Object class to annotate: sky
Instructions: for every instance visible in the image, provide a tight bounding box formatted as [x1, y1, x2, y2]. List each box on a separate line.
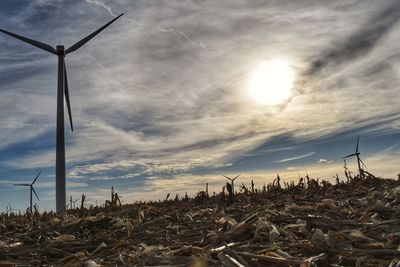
[0, 0, 400, 212]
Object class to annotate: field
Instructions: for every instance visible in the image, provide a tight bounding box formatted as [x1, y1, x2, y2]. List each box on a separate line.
[1, 175, 400, 266]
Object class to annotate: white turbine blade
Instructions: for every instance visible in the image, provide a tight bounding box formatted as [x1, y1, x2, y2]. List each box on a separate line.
[65, 13, 124, 54]
[0, 28, 56, 54]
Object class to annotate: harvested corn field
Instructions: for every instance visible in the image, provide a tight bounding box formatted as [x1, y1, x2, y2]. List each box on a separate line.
[2, 176, 400, 266]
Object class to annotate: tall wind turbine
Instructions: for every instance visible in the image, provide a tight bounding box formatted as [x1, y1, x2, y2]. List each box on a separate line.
[0, 14, 123, 212]
[343, 136, 367, 178]
[13, 171, 41, 213]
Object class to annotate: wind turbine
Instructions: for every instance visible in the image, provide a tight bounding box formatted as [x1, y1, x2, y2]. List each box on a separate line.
[343, 136, 367, 178]
[223, 174, 241, 194]
[6, 202, 16, 215]
[68, 195, 79, 210]
[0, 14, 123, 212]
[13, 171, 41, 213]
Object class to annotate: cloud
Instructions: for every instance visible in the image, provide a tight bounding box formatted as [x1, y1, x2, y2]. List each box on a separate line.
[380, 142, 400, 154]
[276, 152, 315, 163]
[0, 0, 400, 211]
[307, 1, 400, 75]
[318, 159, 334, 164]
[85, 0, 118, 17]
[0, 180, 87, 189]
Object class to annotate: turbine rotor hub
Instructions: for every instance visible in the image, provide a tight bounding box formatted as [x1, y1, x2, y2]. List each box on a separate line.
[56, 45, 65, 55]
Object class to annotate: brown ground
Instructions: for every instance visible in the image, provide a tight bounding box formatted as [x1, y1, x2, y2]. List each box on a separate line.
[1, 175, 400, 266]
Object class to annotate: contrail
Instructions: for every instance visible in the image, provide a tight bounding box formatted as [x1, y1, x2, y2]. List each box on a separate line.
[85, 0, 207, 49]
[276, 152, 315, 163]
[86, 0, 117, 17]
[158, 27, 207, 49]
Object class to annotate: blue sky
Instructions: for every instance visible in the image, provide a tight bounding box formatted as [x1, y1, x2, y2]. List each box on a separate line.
[0, 0, 400, 212]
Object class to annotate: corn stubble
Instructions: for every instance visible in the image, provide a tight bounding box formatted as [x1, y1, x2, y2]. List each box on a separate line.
[1, 173, 400, 266]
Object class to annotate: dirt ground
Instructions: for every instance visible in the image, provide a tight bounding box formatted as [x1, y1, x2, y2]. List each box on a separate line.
[1, 175, 400, 266]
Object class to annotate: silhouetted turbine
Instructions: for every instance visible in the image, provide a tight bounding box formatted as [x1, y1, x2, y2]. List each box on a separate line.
[68, 195, 79, 209]
[343, 136, 367, 178]
[13, 171, 41, 213]
[0, 14, 123, 212]
[223, 174, 241, 194]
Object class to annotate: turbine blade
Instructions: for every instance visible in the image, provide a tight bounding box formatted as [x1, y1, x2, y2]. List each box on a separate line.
[222, 175, 233, 181]
[13, 183, 30, 186]
[233, 174, 241, 181]
[31, 171, 41, 185]
[356, 136, 360, 153]
[65, 13, 124, 54]
[0, 28, 56, 54]
[343, 153, 356, 159]
[32, 187, 40, 201]
[359, 158, 367, 169]
[64, 61, 73, 131]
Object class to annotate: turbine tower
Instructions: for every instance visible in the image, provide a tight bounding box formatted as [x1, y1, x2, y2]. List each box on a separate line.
[343, 136, 367, 178]
[0, 14, 123, 212]
[13, 171, 41, 213]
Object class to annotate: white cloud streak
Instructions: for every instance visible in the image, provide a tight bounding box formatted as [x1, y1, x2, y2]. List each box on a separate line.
[276, 152, 315, 163]
[318, 158, 334, 164]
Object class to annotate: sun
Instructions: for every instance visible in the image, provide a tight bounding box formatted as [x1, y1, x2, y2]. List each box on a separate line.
[247, 59, 295, 106]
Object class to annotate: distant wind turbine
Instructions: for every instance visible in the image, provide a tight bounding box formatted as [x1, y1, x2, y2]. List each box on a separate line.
[68, 195, 79, 209]
[13, 171, 41, 213]
[343, 136, 367, 178]
[6, 202, 16, 215]
[223, 174, 241, 194]
[0, 14, 123, 212]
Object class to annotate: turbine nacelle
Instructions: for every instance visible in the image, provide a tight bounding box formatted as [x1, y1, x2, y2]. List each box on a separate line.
[56, 45, 65, 55]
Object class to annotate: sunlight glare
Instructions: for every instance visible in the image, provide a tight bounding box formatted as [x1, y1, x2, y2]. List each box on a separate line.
[247, 60, 295, 106]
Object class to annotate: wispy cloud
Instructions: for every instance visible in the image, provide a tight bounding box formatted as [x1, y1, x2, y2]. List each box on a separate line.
[276, 152, 315, 163]
[0, 180, 87, 189]
[379, 142, 400, 154]
[318, 158, 334, 164]
[1, 0, 400, 211]
[1, 2, 399, 172]
[307, 1, 400, 75]
[85, 0, 118, 17]
[3, 1, 400, 176]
